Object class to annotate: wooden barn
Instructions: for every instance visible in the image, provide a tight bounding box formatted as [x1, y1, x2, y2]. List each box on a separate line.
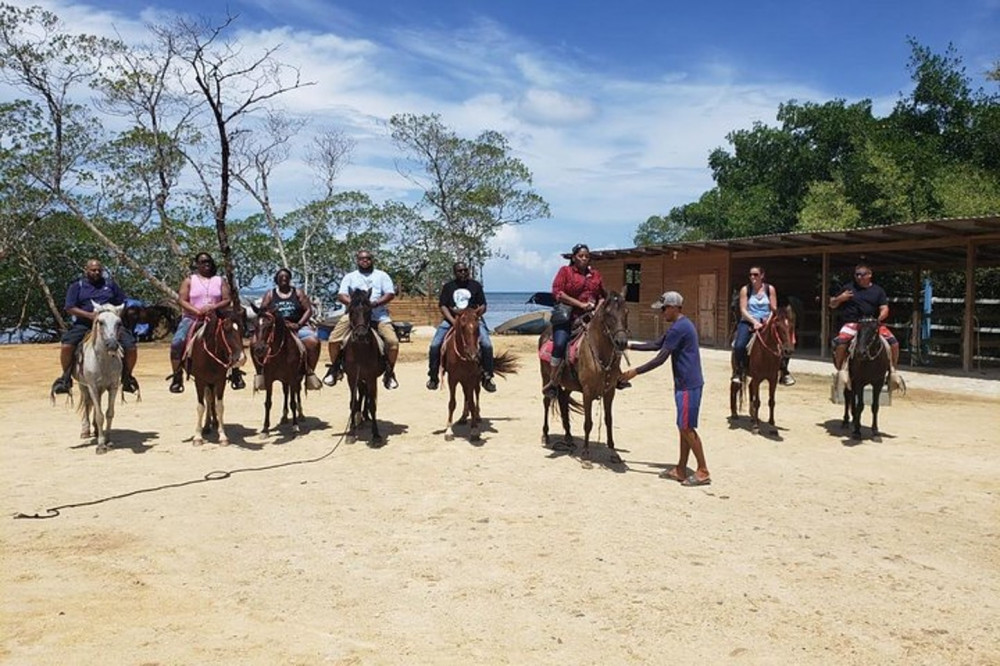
[587, 215, 1000, 371]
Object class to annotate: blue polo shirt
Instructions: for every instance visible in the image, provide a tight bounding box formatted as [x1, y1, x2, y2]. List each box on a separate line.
[631, 315, 704, 391]
[65, 277, 127, 320]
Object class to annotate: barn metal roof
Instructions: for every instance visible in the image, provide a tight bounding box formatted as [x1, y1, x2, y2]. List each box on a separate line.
[589, 215, 1000, 270]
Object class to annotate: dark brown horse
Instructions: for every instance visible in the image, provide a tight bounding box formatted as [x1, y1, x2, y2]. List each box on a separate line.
[539, 291, 630, 462]
[440, 308, 518, 441]
[729, 305, 796, 433]
[842, 317, 891, 439]
[187, 309, 245, 446]
[343, 289, 385, 445]
[250, 307, 305, 436]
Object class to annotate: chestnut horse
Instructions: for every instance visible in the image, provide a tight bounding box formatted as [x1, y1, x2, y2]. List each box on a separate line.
[539, 292, 630, 462]
[440, 308, 518, 441]
[74, 303, 125, 454]
[250, 308, 305, 436]
[842, 317, 891, 439]
[729, 305, 796, 433]
[343, 289, 385, 445]
[187, 309, 245, 446]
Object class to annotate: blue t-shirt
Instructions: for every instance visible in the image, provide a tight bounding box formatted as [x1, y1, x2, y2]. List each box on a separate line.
[631, 316, 704, 390]
[65, 277, 127, 320]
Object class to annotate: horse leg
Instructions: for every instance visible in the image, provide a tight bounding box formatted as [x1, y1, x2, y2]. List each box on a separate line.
[80, 390, 93, 440]
[216, 385, 229, 446]
[263, 384, 273, 435]
[468, 382, 481, 441]
[749, 379, 761, 433]
[194, 386, 206, 446]
[99, 388, 117, 453]
[841, 388, 852, 430]
[851, 387, 864, 439]
[871, 382, 882, 437]
[729, 381, 739, 420]
[581, 395, 594, 460]
[542, 394, 551, 445]
[604, 390, 621, 464]
[290, 382, 301, 434]
[559, 391, 573, 448]
[91, 391, 108, 454]
[281, 381, 291, 425]
[369, 384, 382, 445]
[446, 375, 458, 429]
[767, 377, 777, 428]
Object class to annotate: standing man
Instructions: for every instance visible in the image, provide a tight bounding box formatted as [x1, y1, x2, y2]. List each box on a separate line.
[829, 263, 903, 392]
[51, 259, 140, 395]
[618, 291, 710, 487]
[426, 261, 496, 392]
[323, 249, 400, 390]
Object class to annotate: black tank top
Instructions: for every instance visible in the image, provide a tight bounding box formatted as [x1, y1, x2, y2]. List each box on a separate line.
[271, 288, 304, 322]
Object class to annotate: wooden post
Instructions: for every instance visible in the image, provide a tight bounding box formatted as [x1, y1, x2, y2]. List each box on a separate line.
[962, 241, 975, 371]
[911, 268, 922, 365]
[820, 252, 830, 360]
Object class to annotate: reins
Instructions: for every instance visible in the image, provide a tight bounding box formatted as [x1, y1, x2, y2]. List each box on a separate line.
[200, 314, 237, 368]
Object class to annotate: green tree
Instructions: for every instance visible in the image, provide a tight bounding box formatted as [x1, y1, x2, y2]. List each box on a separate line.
[389, 113, 550, 286]
[632, 213, 691, 246]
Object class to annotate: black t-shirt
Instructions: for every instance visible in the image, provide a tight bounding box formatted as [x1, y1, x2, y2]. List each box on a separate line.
[837, 281, 887, 322]
[438, 279, 486, 312]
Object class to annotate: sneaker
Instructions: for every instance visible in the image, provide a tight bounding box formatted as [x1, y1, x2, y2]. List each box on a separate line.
[426, 377, 439, 390]
[780, 374, 796, 386]
[305, 373, 323, 390]
[168, 373, 184, 394]
[482, 375, 497, 393]
[51, 376, 72, 395]
[230, 368, 246, 390]
[731, 375, 742, 385]
[616, 379, 632, 390]
[253, 374, 266, 391]
[383, 372, 398, 390]
[121, 374, 140, 394]
[322, 364, 339, 387]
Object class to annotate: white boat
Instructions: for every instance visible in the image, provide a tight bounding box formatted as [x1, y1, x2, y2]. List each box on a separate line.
[494, 310, 551, 335]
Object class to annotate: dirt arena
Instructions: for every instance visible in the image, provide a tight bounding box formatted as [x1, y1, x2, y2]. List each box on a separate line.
[2, 332, 998, 664]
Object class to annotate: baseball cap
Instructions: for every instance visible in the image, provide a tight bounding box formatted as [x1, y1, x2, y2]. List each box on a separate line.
[651, 291, 683, 309]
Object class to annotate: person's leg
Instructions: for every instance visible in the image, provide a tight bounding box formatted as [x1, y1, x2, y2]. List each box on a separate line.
[378, 321, 400, 389]
[120, 329, 139, 393]
[52, 324, 87, 394]
[886, 335, 903, 391]
[427, 322, 449, 389]
[675, 387, 709, 484]
[323, 317, 350, 386]
[681, 429, 711, 483]
[542, 324, 570, 398]
[297, 327, 322, 389]
[780, 354, 795, 385]
[168, 317, 193, 393]
[479, 320, 496, 392]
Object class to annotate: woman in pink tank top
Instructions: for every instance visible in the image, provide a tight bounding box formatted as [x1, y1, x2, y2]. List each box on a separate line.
[168, 252, 243, 393]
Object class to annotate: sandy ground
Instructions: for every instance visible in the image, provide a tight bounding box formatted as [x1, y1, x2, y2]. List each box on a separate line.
[2, 330, 999, 665]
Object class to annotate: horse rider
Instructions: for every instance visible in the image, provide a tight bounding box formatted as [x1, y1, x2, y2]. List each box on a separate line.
[255, 268, 323, 390]
[829, 263, 903, 392]
[322, 249, 400, 390]
[732, 265, 778, 384]
[51, 259, 140, 396]
[426, 261, 496, 392]
[541, 243, 607, 398]
[167, 252, 246, 393]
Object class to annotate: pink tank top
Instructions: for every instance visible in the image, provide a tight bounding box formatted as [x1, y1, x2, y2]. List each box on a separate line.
[189, 275, 224, 310]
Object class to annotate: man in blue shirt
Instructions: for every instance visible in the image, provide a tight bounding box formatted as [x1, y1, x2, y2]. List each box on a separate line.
[618, 290, 711, 486]
[51, 259, 139, 395]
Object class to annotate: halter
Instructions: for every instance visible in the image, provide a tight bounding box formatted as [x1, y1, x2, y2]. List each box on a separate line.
[202, 313, 239, 367]
[585, 297, 629, 374]
[253, 311, 287, 365]
[348, 300, 373, 343]
[853, 318, 885, 361]
[450, 312, 480, 363]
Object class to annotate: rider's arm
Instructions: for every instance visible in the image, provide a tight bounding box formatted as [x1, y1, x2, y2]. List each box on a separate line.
[177, 277, 198, 317]
[878, 303, 889, 323]
[296, 289, 313, 326]
[829, 289, 852, 310]
[739, 286, 753, 323]
[768, 285, 778, 316]
[553, 267, 588, 310]
[214, 278, 233, 312]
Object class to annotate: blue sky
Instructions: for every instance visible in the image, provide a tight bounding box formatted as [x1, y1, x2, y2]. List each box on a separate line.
[14, 0, 1000, 291]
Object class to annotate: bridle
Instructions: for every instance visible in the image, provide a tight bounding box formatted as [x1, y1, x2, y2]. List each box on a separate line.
[202, 312, 240, 368]
[586, 297, 629, 374]
[854, 318, 885, 361]
[253, 311, 287, 365]
[451, 311, 480, 363]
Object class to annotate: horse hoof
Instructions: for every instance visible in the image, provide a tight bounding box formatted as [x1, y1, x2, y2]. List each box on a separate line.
[346, 434, 356, 444]
[80, 431, 92, 440]
[219, 439, 230, 447]
[95, 444, 108, 455]
[193, 438, 204, 447]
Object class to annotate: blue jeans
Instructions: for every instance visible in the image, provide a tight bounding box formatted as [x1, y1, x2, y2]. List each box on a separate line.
[428, 319, 494, 377]
[171, 316, 197, 360]
[733, 320, 754, 370]
[550, 321, 572, 361]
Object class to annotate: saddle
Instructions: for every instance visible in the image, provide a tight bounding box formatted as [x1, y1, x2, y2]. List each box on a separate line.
[537, 317, 590, 366]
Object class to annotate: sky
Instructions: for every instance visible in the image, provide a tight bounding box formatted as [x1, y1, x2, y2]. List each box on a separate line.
[9, 0, 1000, 291]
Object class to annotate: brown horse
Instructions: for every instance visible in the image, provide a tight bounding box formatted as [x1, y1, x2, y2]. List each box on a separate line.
[539, 292, 630, 462]
[250, 308, 305, 436]
[343, 289, 385, 445]
[842, 317, 891, 439]
[187, 309, 245, 446]
[440, 308, 518, 441]
[729, 305, 796, 433]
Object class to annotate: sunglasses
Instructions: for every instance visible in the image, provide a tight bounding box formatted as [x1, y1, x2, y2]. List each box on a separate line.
[357, 255, 373, 260]
[749, 272, 761, 277]
[855, 271, 870, 277]
[455, 268, 469, 273]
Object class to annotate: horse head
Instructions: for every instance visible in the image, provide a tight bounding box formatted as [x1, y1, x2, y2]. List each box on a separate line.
[91, 302, 124, 353]
[250, 307, 281, 361]
[854, 317, 883, 359]
[454, 307, 480, 361]
[774, 305, 796, 357]
[347, 288, 373, 342]
[596, 291, 630, 352]
[208, 308, 245, 368]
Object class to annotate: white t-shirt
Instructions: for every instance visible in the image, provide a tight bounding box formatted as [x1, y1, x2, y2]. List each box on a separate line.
[338, 269, 395, 323]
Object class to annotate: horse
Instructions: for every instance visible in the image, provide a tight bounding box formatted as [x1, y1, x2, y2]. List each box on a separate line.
[440, 308, 518, 441]
[729, 305, 796, 433]
[187, 309, 245, 446]
[250, 307, 305, 436]
[342, 289, 385, 445]
[74, 303, 125, 454]
[842, 317, 891, 439]
[538, 292, 630, 462]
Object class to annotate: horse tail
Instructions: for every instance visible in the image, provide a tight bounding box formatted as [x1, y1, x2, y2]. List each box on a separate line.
[491, 351, 520, 378]
[546, 392, 584, 416]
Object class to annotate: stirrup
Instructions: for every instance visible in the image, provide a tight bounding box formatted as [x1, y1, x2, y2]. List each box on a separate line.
[168, 373, 184, 394]
[253, 374, 266, 391]
[51, 376, 72, 395]
[121, 373, 140, 393]
[323, 363, 341, 387]
[482, 375, 497, 393]
[383, 371, 398, 390]
[426, 377, 439, 390]
[229, 368, 246, 390]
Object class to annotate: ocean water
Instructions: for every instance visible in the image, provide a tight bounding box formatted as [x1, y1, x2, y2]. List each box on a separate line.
[482, 292, 551, 331]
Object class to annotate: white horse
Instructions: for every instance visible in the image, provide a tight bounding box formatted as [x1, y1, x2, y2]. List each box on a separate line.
[75, 303, 124, 454]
